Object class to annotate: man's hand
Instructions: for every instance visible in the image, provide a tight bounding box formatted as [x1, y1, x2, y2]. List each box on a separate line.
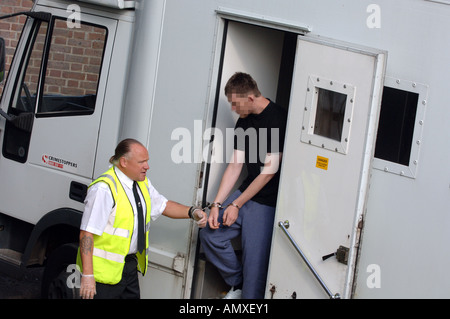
[193, 208, 208, 228]
[208, 207, 220, 229]
[222, 205, 239, 227]
[80, 275, 96, 299]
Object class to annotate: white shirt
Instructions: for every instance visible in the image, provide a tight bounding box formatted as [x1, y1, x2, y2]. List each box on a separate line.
[80, 166, 168, 254]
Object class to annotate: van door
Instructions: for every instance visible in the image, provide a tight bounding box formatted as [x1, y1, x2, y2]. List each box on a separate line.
[0, 8, 116, 224]
[266, 36, 386, 299]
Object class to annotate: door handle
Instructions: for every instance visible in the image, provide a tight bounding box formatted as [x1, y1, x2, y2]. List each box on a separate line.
[278, 221, 340, 299]
[69, 181, 87, 203]
[322, 246, 349, 265]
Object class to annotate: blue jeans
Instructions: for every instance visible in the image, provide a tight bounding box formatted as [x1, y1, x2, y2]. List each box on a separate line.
[199, 190, 275, 299]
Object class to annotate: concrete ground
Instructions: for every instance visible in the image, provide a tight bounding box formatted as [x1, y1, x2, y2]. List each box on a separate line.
[0, 267, 43, 299]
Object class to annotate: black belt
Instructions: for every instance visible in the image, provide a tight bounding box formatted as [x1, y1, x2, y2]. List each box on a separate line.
[125, 254, 137, 262]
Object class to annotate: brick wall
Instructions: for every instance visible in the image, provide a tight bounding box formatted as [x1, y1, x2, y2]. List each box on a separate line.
[0, 0, 33, 78]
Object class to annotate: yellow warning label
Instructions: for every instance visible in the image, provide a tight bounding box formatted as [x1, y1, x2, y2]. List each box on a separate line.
[316, 156, 329, 170]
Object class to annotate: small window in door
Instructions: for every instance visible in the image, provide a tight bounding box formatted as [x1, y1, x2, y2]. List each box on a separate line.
[372, 77, 428, 178]
[314, 88, 347, 142]
[37, 18, 107, 117]
[301, 75, 355, 154]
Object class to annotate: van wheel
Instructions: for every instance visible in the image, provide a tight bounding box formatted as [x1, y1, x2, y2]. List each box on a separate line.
[41, 243, 79, 299]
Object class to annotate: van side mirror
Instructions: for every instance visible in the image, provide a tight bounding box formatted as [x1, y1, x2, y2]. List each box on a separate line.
[0, 37, 5, 83]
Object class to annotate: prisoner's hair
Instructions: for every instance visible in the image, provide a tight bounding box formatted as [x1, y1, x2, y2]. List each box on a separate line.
[224, 72, 261, 97]
[109, 138, 143, 165]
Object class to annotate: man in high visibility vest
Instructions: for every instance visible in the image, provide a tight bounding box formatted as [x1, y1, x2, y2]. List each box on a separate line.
[78, 138, 207, 299]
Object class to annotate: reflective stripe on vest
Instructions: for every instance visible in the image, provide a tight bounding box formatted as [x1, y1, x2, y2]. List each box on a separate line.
[93, 247, 124, 263]
[100, 201, 151, 239]
[92, 247, 152, 263]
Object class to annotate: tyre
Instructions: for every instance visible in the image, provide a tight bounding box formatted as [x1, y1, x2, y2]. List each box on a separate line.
[41, 243, 79, 299]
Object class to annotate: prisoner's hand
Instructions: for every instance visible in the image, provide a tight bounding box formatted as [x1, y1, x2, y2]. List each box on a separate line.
[208, 207, 220, 229]
[222, 205, 239, 227]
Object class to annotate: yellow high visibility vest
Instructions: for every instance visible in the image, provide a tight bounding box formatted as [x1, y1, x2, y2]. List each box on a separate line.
[77, 167, 151, 285]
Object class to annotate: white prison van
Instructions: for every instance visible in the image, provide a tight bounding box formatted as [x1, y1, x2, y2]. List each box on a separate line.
[0, 0, 448, 299]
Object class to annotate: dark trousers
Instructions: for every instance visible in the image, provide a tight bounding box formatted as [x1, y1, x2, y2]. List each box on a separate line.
[199, 190, 276, 299]
[94, 255, 140, 299]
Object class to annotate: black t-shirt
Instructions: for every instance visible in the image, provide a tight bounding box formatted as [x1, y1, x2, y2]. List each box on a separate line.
[234, 100, 287, 207]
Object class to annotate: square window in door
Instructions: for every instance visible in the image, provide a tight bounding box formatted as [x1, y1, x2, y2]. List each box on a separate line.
[314, 88, 347, 141]
[301, 75, 356, 154]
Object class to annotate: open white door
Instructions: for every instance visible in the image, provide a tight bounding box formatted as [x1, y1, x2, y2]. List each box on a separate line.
[266, 36, 386, 299]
